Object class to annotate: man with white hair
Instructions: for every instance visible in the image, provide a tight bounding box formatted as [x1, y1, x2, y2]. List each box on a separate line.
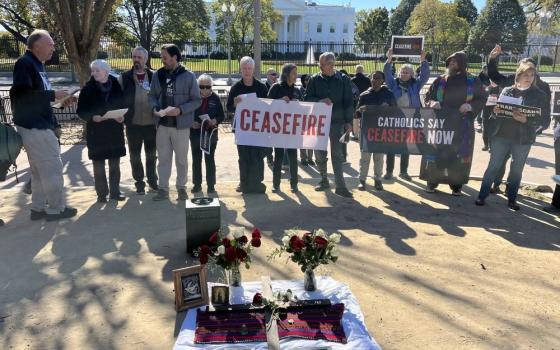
[10, 29, 77, 221]
[120, 47, 158, 195]
[227, 56, 269, 193]
[351, 64, 371, 94]
[304, 52, 355, 198]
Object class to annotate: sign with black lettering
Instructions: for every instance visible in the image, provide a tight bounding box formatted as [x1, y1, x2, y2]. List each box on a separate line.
[391, 36, 424, 57]
[359, 106, 471, 156]
[495, 102, 541, 118]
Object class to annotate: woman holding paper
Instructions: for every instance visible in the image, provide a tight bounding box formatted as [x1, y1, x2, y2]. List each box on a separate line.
[475, 63, 548, 211]
[268, 63, 303, 193]
[77, 59, 126, 203]
[190, 74, 224, 194]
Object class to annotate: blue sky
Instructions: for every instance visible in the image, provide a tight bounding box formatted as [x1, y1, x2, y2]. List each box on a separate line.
[346, 0, 485, 11]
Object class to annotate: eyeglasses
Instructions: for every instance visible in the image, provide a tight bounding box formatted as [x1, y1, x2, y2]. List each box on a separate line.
[199, 85, 212, 90]
[268, 73, 277, 77]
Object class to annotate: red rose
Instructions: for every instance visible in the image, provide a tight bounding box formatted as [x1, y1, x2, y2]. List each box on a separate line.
[200, 245, 211, 255]
[251, 238, 261, 248]
[199, 253, 209, 264]
[225, 246, 237, 262]
[222, 238, 231, 247]
[314, 236, 328, 249]
[252, 228, 262, 239]
[209, 232, 218, 245]
[290, 236, 305, 252]
[236, 248, 248, 261]
[253, 292, 263, 305]
[238, 235, 249, 245]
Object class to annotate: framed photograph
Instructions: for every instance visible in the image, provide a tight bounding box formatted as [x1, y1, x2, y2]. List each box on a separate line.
[211, 285, 230, 306]
[391, 35, 424, 57]
[173, 265, 209, 312]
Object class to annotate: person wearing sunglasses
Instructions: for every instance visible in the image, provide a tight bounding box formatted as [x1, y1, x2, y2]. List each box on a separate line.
[190, 74, 224, 194]
[265, 68, 278, 91]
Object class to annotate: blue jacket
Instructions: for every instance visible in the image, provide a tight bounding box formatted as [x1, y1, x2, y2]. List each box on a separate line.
[383, 61, 430, 108]
[148, 65, 201, 129]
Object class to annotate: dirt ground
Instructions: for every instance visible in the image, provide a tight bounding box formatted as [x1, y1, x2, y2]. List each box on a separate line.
[1, 176, 559, 349]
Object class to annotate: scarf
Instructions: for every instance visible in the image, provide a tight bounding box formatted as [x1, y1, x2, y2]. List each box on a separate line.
[96, 78, 112, 103]
[435, 74, 476, 164]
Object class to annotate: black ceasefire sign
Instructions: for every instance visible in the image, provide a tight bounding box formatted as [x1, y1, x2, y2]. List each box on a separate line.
[359, 106, 471, 155]
[391, 36, 424, 57]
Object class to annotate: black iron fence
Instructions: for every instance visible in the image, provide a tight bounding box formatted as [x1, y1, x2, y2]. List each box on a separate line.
[1, 37, 560, 76]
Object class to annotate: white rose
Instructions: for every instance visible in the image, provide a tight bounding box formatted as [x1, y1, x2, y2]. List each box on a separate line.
[282, 235, 290, 246]
[217, 245, 225, 255]
[316, 229, 327, 238]
[329, 233, 341, 243]
[234, 230, 244, 239]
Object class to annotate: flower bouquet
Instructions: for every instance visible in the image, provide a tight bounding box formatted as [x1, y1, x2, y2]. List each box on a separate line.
[269, 228, 340, 291]
[198, 227, 262, 287]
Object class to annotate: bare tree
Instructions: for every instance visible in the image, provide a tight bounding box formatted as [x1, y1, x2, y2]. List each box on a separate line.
[39, 0, 118, 86]
[120, 0, 164, 52]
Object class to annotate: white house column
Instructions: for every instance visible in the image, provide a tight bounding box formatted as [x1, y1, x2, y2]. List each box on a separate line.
[298, 16, 304, 41]
[283, 15, 288, 42]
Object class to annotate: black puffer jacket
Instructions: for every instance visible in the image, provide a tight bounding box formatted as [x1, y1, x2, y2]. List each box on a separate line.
[492, 85, 548, 145]
[77, 75, 126, 160]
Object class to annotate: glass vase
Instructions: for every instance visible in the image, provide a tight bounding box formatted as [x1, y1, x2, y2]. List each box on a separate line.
[227, 263, 242, 287]
[304, 267, 316, 291]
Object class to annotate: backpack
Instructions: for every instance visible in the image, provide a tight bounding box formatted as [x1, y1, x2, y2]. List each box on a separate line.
[0, 123, 23, 181]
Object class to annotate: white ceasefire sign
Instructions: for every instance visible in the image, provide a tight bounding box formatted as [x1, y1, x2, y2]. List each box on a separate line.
[233, 96, 333, 151]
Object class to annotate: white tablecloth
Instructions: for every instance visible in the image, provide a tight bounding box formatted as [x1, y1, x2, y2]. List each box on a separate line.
[173, 276, 381, 350]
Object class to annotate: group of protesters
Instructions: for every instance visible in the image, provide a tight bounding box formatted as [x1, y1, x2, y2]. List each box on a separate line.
[2, 28, 559, 226]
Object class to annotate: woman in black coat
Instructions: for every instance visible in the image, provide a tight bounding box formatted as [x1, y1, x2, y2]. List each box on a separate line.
[268, 63, 303, 193]
[190, 74, 225, 194]
[77, 60, 126, 203]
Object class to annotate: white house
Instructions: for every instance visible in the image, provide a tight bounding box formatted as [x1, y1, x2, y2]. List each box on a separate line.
[185, 1, 356, 56]
[271, 0, 355, 43]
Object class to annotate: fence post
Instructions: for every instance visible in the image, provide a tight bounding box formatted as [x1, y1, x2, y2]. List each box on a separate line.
[553, 42, 559, 73]
[70, 64, 76, 84]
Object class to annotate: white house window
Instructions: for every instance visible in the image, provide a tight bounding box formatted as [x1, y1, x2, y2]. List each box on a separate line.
[343, 23, 349, 34]
[304, 22, 309, 33]
[287, 22, 290, 33]
[317, 23, 322, 33]
[330, 23, 336, 33]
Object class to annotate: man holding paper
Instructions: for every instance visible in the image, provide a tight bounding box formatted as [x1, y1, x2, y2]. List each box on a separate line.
[149, 44, 201, 201]
[10, 29, 77, 221]
[120, 47, 158, 195]
[77, 60, 127, 203]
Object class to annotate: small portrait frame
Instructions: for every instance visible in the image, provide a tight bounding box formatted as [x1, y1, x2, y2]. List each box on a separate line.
[173, 265, 208, 312]
[211, 285, 230, 306]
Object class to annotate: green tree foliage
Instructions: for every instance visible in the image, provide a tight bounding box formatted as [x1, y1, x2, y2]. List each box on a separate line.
[210, 0, 281, 44]
[454, 0, 478, 25]
[468, 0, 528, 55]
[388, 0, 421, 36]
[407, 0, 470, 58]
[117, 0, 208, 51]
[156, 0, 210, 42]
[0, 0, 58, 43]
[355, 7, 390, 46]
